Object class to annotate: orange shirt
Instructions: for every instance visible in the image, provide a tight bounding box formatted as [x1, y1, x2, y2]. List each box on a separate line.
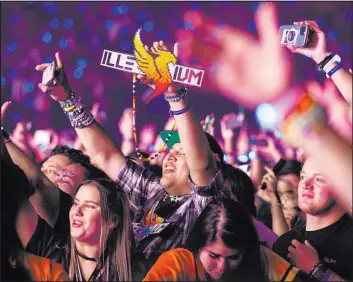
[23, 252, 69, 281]
[143, 247, 299, 281]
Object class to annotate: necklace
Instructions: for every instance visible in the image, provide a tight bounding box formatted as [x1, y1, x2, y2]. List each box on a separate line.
[132, 74, 176, 161]
[76, 249, 99, 263]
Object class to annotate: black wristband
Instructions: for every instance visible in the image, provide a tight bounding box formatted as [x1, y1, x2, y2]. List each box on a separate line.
[1, 127, 10, 140]
[318, 53, 333, 71]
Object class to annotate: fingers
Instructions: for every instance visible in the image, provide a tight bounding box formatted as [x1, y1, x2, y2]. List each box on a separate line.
[288, 245, 296, 254]
[38, 83, 53, 94]
[35, 63, 50, 71]
[55, 52, 63, 68]
[255, 2, 280, 51]
[173, 42, 179, 58]
[1, 101, 11, 121]
[349, 68, 352, 74]
[291, 239, 300, 247]
[264, 165, 276, 178]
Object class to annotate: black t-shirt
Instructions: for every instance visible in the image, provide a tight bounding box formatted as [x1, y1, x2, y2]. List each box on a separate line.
[272, 214, 353, 280]
[25, 189, 72, 264]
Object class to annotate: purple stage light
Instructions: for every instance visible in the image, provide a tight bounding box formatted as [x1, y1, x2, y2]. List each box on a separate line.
[63, 18, 74, 29]
[42, 32, 53, 44]
[8, 42, 18, 52]
[24, 81, 34, 93]
[50, 17, 60, 28]
[77, 59, 88, 69]
[73, 68, 84, 79]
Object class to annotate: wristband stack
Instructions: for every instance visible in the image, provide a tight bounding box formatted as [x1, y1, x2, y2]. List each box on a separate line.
[308, 261, 327, 281]
[59, 92, 94, 129]
[166, 87, 190, 116]
[317, 53, 342, 78]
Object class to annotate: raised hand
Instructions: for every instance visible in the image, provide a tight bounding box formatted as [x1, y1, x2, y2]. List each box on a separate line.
[137, 41, 179, 94]
[35, 52, 71, 102]
[220, 113, 236, 141]
[287, 21, 329, 64]
[1, 101, 11, 126]
[251, 134, 282, 164]
[118, 108, 134, 140]
[176, 3, 291, 108]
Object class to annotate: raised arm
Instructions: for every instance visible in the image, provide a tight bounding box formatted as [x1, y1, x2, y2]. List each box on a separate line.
[287, 20, 352, 106]
[1, 102, 59, 226]
[35, 52, 127, 181]
[151, 41, 217, 186]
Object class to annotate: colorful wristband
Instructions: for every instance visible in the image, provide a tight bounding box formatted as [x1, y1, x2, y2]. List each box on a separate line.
[169, 103, 190, 116]
[317, 53, 333, 71]
[326, 63, 342, 78]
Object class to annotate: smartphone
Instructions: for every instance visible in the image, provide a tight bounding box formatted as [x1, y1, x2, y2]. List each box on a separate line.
[249, 137, 268, 146]
[42, 61, 56, 86]
[261, 158, 287, 190]
[225, 113, 245, 130]
[279, 25, 313, 47]
[34, 130, 51, 146]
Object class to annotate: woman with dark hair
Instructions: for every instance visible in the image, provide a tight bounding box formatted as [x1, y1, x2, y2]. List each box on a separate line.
[144, 198, 299, 281]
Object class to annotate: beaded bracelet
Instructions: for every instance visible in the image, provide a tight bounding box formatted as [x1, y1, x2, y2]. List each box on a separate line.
[169, 103, 190, 116]
[164, 87, 188, 102]
[326, 63, 342, 78]
[59, 93, 94, 129]
[317, 53, 333, 71]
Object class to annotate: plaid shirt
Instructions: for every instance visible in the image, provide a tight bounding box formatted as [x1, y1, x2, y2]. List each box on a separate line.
[116, 160, 232, 259]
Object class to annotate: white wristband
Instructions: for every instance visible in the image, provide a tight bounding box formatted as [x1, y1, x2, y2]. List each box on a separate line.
[323, 54, 341, 73]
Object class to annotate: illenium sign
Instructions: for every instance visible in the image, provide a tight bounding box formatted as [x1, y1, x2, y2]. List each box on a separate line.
[100, 49, 204, 88]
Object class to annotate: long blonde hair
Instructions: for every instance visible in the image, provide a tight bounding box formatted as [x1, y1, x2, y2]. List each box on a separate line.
[68, 179, 132, 281]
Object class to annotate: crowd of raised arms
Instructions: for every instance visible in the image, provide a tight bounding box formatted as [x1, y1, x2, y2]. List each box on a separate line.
[1, 3, 352, 282]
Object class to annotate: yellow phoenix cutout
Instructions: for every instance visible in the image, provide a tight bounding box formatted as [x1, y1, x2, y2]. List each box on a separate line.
[133, 28, 177, 104]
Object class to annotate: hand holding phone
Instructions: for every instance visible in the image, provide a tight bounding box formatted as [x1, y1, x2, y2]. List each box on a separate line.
[41, 61, 56, 86]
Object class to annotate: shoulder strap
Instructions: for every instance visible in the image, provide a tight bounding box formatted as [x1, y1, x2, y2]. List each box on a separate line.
[279, 265, 294, 282]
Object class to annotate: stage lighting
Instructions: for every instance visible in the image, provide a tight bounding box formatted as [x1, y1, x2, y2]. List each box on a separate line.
[1, 77, 6, 86]
[44, 56, 54, 63]
[112, 5, 120, 17]
[50, 17, 60, 28]
[8, 42, 18, 52]
[255, 102, 279, 131]
[42, 32, 53, 44]
[73, 68, 84, 79]
[63, 18, 74, 29]
[136, 11, 147, 22]
[342, 44, 351, 54]
[119, 4, 129, 15]
[274, 130, 282, 138]
[104, 20, 115, 30]
[24, 81, 34, 93]
[143, 21, 154, 32]
[118, 26, 129, 37]
[76, 59, 87, 69]
[58, 37, 68, 48]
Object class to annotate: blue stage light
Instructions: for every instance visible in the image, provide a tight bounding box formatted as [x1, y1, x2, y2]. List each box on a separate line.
[49, 17, 60, 28]
[104, 20, 115, 30]
[342, 43, 351, 54]
[136, 11, 147, 22]
[119, 4, 129, 15]
[112, 5, 120, 17]
[44, 56, 54, 63]
[63, 18, 74, 29]
[42, 32, 53, 44]
[24, 81, 34, 93]
[44, 2, 57, 14]
[143, 21, 154, 32]
[73, 68, 84, 79]
[191, 2, 202, 10]
[8, 42, 18, 52]
[120, 40, 132, 51]
[58, 37, 68, 48]
[76, 59, 88, 69]
[1, 77, 6, 86]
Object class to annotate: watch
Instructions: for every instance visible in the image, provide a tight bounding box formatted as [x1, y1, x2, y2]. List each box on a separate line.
[309, 262, 327, 281]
